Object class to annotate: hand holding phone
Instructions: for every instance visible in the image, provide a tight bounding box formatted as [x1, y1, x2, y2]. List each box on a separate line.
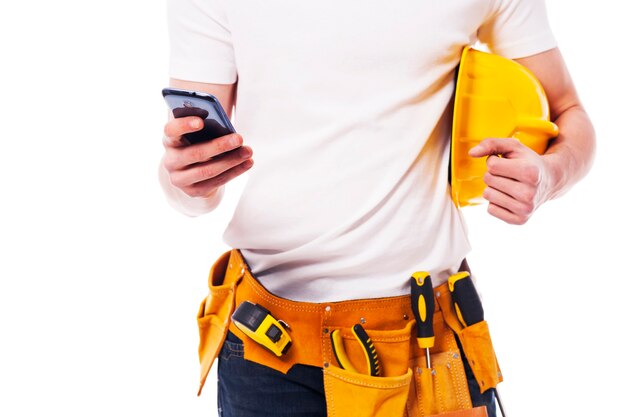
[163, 87, 237, 145]
[161, 88, 253, 199]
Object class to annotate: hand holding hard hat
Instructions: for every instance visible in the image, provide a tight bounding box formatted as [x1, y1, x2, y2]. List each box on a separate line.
[468, 137, 556, 224]
[450, 46, 560, 224]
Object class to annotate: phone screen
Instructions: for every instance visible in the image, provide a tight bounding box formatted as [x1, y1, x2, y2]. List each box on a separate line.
[162, 88, 236, 145]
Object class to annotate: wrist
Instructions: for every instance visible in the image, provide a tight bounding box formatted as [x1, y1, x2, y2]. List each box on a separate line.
[541, 152, 568, 201]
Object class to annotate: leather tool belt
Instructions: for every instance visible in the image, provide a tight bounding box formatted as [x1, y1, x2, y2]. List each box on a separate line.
[196, 249, 502, 417]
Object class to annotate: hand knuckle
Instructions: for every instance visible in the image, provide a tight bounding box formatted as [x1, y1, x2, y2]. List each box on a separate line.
[214, 173, 230, 187]
[199, 164, 217, 180]
[522, 165, 540, 184]
[216, 138, 233, 154]
[519, 203, 533, 216]
[162, 153, 178, 171]
[521, 189, 535, 204]
[186, 146, 205, 163]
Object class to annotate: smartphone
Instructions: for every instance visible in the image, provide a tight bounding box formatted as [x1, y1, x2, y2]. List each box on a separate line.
[162, 87, 236, 145]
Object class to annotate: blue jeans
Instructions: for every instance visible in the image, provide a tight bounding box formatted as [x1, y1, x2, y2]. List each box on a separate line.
[217, 331, 497, 417]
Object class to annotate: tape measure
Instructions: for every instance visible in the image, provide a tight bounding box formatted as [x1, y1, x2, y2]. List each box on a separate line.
[231, 301, 292, 357]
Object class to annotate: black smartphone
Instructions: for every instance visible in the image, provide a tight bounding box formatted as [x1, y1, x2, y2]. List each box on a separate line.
[162, 87, 236, 145]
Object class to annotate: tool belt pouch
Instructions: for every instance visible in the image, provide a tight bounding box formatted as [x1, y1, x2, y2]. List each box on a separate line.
[410, 313, 475, 417]
[196, 251, 243, 395]
[323, 322, 415, 417]
[456, 321, 503, 394]
[324, 365, 413, 417]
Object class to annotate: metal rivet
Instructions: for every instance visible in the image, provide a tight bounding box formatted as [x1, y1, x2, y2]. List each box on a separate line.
[446, 363, 451, 369]
[324, 362, 329, 368]
[360, 317, 366, 324]
[452, 353, 460, 359]
[325, 306, 331, 312]
[497, 371, 502, 378]
[417, 368, 423, 375]
[436, 291, 441, 297]
[431, 369, 437, 376]
[403, 314, 409, 320]
[240, 267, 245, 275]
[323, 328, 329, 334]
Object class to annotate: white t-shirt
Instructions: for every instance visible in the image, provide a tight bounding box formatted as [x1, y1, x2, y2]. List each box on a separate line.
[167, 0, 557, 302]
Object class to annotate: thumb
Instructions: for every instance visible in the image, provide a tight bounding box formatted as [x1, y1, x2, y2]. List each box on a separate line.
[468, 137, 521, 158]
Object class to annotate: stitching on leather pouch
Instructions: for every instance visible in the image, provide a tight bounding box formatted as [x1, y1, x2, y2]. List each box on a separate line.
[326, 369, 337, 417]
[245, 272, 412, 314]
[434, 368, 444, 413]
[328, 369, 411, 389]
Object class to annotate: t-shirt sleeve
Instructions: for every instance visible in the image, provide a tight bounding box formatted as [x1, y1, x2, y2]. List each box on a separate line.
[477, 0, 558, 59]
[167, 0, 237, 84]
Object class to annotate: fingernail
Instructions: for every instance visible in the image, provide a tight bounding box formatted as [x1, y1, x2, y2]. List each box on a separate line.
[191, 119, 201, 129]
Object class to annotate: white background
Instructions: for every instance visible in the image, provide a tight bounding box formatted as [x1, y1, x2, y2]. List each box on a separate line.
[0, 1, 622, 416]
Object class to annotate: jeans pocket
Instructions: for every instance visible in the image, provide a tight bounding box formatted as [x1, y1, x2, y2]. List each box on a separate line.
[324, 364, 413, 417]
[219, 332, 245, 360]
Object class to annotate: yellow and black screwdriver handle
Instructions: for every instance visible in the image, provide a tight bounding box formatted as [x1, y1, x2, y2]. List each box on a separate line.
[330, 324, 381, 377]
[448, 271, 484, 327]
[410, 272, 435, 354]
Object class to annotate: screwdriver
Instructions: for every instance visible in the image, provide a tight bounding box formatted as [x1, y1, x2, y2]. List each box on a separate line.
[411, 272, 435, 368]
[448, 271, 507, 417]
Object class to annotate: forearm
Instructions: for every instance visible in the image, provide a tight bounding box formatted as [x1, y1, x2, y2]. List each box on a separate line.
[158, 157, 225, 217]
[543, 104, 596, 201]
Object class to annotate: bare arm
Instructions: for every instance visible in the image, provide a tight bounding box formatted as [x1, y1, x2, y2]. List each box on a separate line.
[469, 48, 596, 224]
[515, 48, 596, 198]
[159, 79, 253, 217]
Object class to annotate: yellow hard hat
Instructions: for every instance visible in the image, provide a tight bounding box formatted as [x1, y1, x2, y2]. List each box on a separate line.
[450, 46, 559, 207]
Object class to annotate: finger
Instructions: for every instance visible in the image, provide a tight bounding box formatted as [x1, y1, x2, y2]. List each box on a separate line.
[170, 146, 253, 188]
[179, 133, 244, 165]
[483, 186, 533, 220]
[485, 156, 540, 185]
[162, 116, 204, 148]
[469, 137, 522, 158]
[487, 203, 528, 225]
[184, 159, 254, 198]
[163, 133, 244, 171]
[483, 172, 536, 205]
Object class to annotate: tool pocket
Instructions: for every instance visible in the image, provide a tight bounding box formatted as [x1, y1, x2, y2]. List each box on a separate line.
[409, 312, 473, 417]
[457, 321, 502, 393]
[332, 321, 414, 377]
[196, 252, 242, 395]
[324, 364, 413, 417]
[413, 350, 472, 416]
